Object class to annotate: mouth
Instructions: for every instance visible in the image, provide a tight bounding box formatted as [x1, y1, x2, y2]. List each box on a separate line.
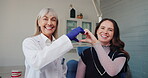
[100, 34, 108, 39]
[45, 26, 55, 30]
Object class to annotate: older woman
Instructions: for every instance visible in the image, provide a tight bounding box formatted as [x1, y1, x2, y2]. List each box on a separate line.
[22, 8, 84, 78]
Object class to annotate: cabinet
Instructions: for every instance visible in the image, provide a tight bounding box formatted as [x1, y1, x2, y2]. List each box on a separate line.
[65, 18, 95, 48]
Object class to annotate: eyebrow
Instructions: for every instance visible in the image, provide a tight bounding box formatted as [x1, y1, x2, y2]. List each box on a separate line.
[42, 16, 57, 19]
[42, 16, 48, 18]
[51, 17, 56, 19]
[109, 28, 114, 30]
[100, 26, 114, 29]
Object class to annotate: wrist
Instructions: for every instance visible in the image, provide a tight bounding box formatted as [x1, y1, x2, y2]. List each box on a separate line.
[66, 34, 72, 40]
[92, 40, 99, 45]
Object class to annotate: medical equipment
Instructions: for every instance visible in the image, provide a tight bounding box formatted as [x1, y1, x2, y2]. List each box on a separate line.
[92, 0, 102, 22]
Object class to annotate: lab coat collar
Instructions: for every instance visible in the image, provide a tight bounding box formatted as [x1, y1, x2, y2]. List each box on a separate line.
[40, 33, 56, 43]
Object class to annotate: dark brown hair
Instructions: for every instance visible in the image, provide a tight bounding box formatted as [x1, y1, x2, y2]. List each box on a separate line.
[94, 18, 130, 60]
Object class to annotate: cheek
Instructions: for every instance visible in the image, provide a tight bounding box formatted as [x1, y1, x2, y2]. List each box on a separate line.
[110, 32, 114, 38]
[38, 20, 46, 26]
[53, 22, 57, 26]
[38, 20, 42, 26]
[96, 30, 101, 36]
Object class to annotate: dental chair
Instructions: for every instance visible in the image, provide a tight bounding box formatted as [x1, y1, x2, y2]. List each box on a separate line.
[76, 46, 90, 56]
[66, 46, 90, 78]
[66, 60, 78, 78]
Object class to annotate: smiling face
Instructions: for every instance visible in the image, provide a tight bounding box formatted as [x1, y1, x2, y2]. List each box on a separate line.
[38, 13, 57, 38]
[97, 20, 114, 45]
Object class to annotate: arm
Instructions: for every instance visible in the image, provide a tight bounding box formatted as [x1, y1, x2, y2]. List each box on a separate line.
[76, 59, 86, 78]
[80, 29, 126, 76]
[22, 35, 73, 70]
[93, 43, 126, 76]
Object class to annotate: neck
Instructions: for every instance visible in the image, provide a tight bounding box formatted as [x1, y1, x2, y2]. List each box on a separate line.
[100, 42, 110, 46]
[44, 34, 52, 41]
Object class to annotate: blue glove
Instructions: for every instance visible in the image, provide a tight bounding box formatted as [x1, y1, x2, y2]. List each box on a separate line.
[66, 27, 85, 42]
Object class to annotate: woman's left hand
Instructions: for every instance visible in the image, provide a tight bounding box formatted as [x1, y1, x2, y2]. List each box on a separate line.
[79, 29, 99, 44]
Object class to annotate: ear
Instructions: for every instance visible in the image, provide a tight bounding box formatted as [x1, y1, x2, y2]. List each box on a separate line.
[38, 19, 41, 27]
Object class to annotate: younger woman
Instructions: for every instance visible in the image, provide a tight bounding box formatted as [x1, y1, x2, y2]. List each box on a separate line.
[76, 18, 130, 78]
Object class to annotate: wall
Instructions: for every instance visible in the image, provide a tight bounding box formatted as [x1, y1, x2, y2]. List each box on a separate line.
[101, 0, 148, 78]
[0, 0, 99, 77]
[0, 0, 98, 66]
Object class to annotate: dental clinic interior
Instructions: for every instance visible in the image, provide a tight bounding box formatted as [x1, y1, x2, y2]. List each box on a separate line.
[0, 0, 148, 78]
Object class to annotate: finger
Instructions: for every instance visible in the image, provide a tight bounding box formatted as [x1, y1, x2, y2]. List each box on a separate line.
[73, 38, 79, 42]
[83, 30, 89, 35]
[84, 29, 89, 32]
[79, 28, 85, 34]
[79, 39, 86, 42]
[84, 30, 95, 38]
[84, 29, 91, 35]
[83, 31, 88, 35]
[79, 39, 91, 43]
[80, 30, 85, 34]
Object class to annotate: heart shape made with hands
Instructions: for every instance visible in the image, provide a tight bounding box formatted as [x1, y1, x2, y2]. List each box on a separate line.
[78, 29, 98, 44]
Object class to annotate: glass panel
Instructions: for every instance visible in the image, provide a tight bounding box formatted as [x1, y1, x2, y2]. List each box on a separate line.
[82, 22, 92, 39]
[66, 20, 77, 43]
[66, 20, 77, 33]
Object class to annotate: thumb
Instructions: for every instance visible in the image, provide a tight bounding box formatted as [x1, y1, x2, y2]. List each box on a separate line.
[80, 30, 85, 34]
[73, 38, 79, 42]
[79, 39, 92, 44]
[79, 27, 85, 34]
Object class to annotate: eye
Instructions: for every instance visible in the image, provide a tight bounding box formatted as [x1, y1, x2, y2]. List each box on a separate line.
[42, 17, 48, 21]
[51, 17, 57, 21]
[43, 18, 48, 21]
[108, 28, 113, 31]
[100, 26, 105, 29]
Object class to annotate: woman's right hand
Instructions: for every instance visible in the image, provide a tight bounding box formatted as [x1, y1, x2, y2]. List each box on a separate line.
[66, 27, 85, 42]
[79, 29, 99, 44]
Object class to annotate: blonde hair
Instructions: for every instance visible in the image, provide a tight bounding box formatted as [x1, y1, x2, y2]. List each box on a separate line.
[34, 8, 58, 39]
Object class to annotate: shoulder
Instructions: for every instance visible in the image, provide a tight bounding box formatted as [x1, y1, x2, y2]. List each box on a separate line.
[80, 47, 95, 60]
[22, 35, 40, 45]
[80, 47, 91, 65]
[111, 50, 128, 60]
[81, 47, 91, 56]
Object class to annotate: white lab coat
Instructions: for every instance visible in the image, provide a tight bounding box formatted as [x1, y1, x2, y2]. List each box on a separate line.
[22, 33, 73, 78]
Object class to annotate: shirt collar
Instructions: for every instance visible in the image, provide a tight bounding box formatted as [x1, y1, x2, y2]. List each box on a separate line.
[40, 33, 56, 43]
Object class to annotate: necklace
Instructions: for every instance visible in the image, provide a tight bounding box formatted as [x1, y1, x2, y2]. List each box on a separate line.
[90, 47, 116, 76]
[90, 47, 106, 76]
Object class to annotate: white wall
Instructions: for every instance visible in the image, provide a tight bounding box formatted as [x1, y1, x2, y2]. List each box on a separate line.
[0, 0, 98, 66]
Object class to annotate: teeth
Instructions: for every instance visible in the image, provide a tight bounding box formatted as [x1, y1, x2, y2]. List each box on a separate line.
[46, 27, 52, 29]
[101, 35, 107, 38]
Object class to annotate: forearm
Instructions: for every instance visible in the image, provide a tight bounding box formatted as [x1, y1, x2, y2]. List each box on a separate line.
[76, 59, 86, 78]
[23, 35, 73, 70]
[93, 42, 126, 76]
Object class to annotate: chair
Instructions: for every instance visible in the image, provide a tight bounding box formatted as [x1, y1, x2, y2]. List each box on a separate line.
[120, 72, 126, 78]
[76, 46, 90, 56]
[66, 60, 78, 78]
[66, 46, 90, 78]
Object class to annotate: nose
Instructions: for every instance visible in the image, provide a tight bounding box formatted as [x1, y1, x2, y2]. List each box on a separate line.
[103, 29, 108, 34]
[47, 20, 52, 25]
